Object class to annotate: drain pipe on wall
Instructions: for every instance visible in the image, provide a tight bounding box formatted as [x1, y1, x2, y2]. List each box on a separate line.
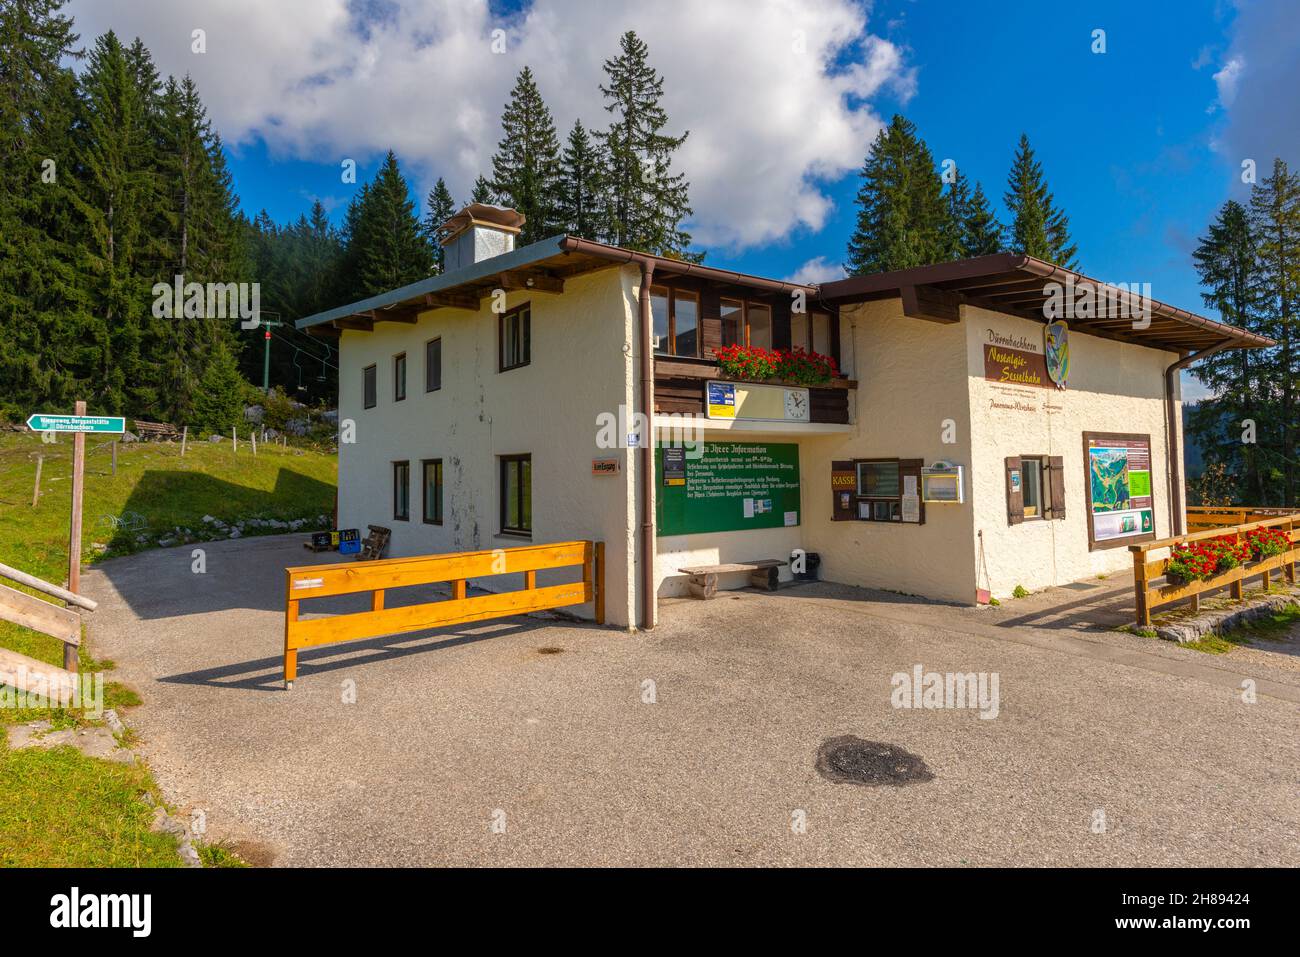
[638, 258, 656, 629]
[1164, 339, 1233, 536]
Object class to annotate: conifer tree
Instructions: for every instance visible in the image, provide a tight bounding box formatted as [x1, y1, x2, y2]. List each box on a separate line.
[963, 182, 1004, 256]
[191, 338, 244, 432]
[470, 174, 495, 204]
[595, 30, 695, 258]
[423, 177, 457, 272]
[557, 119, 602, 238]
[845, 115, 952, 274]
[1004, 134, 1077, 267]
[339, 151, 433, 299]
[490, 67, 561, 245]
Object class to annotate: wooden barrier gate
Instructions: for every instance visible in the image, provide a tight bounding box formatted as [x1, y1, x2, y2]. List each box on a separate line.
[283, 540, 604, 688]
[1129, 512, 1300, 626]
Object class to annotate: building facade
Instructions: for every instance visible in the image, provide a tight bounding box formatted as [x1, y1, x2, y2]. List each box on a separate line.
[300, 205, 1271, 628]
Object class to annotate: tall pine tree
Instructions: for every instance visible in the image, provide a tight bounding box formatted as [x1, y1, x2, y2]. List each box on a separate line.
[595, 30, 695, 259]
[490, 67, 561, 245]
[422, 177, 456, 272]
[1004, 133, 1077, 267]
[845, 115, 952, 274]
[557, 119, 603, 238]
[337, 151, 433, 300]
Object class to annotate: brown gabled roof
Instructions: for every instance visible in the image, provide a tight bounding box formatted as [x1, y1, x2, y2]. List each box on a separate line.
[816, 253, 1274, 354]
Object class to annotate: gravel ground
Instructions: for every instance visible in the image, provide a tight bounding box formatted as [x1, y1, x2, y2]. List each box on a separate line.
[82, 535, 1300, 867]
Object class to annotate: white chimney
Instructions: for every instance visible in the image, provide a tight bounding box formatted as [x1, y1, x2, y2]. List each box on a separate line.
[439, 203, 526, 271]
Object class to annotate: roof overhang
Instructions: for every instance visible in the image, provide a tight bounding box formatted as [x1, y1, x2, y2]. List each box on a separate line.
[816, 253, 1275, 354]
[296, 235, 817, 336]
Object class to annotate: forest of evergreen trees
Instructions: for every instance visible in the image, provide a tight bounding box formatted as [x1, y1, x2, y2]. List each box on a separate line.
[0, 2, 699, 426]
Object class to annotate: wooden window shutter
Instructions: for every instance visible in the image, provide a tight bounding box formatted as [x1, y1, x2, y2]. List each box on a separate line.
[899, 458, 925, 525]
[1047, 455, 1066, 520]
[831, 460, 855, 521]
[1005, 456, 1024, 525]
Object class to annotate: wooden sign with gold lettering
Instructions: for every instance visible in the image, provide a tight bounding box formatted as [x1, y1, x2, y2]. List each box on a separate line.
[983, 343, 1051, 389]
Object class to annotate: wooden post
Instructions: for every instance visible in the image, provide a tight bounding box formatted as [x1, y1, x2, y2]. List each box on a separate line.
[31, 455, 42, 507]
[1132, 547, 1150, 627]
[181, 425, 188, 457]
[232, 426, 237, 455]
[251, 430, 257, 456]
[111, 440, 117, 476]
[66, 400, 86, 670]
[284, 596, 299, 690]
[594, 541, 605, 625]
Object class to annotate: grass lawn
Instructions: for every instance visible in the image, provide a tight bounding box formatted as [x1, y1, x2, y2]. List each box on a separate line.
[0, 429, 337, 866]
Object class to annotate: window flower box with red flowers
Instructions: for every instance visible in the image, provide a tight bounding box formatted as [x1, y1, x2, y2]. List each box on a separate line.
[1164, 535, 1251, 586]
[1246, 526, 1290, 560]
[713, 345, 839, 387]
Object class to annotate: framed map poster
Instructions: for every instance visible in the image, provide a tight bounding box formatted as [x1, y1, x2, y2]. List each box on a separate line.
[1083, 432, 1156, 550]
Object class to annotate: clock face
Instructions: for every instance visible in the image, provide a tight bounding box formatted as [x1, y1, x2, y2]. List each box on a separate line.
[784, 389, 809, 421]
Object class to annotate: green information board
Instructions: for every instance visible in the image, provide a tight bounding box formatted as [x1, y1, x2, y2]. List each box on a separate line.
[656, 441, 801, 536]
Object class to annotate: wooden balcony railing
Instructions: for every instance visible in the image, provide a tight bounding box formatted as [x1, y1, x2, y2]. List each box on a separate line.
[653, 356, 857, 424]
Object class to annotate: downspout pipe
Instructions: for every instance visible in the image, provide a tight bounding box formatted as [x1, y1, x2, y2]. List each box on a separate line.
[638, 258, 656, 629]
[1165, 340, 1233, 536]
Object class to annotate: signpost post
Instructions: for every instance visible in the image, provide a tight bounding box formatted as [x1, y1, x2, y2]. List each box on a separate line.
[26, 405, 125, 664]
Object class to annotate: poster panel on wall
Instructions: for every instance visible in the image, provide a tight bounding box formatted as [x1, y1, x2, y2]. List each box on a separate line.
[1084, 432, 1155, 549]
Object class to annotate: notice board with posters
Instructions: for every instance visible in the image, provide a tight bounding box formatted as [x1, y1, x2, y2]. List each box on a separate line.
[1083, 432, 1155, 550]
[656, 441, 801, 536]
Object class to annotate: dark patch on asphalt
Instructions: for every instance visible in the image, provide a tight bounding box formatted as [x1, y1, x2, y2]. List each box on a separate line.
[815, 735, 934, 787]
[536, 647, 565, 655]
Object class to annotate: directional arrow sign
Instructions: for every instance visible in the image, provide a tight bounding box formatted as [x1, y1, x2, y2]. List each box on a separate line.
[26, 413, 126, 434]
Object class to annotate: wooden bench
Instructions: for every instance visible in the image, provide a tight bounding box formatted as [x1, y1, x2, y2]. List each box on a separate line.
[678, 559, 786, 599]
[133, 419, 182, 441]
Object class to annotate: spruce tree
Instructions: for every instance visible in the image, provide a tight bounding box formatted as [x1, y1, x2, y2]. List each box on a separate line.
[1188, 199, 1264, 502]
[557, 119, 602, 238]
[422, 177, 457, 272]
[490, 67, 561, 245]
[595, 30, 695, 258]
[1248, 159, 1300, 504]
[1004, 134, 1077, 267]
[845, 115, 951, 274]
[470, 174, 494, 204]
[341, 151, 434, 299]
[191, 338, 245, 432]
[963, 182, 1003, 256]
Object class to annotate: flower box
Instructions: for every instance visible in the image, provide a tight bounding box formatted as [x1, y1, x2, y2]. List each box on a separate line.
[713, 345, 838, 387]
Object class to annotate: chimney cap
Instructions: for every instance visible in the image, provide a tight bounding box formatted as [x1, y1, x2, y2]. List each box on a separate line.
[440, 203, 526, 245]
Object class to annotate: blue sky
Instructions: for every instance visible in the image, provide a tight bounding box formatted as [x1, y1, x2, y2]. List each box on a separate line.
[66, 0, 1297, 401]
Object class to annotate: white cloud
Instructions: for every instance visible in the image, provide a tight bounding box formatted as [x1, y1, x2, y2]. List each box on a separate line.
[785, 255, 843, 284]
[64, 0, 911, 251]
[1209, 1, 1300, 171]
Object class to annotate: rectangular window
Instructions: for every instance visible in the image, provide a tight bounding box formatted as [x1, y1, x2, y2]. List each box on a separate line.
[425, 338, 442, 392]
[790, 311, 809, 351]
[421, 459, 443, 525]
[393, 353, 407, 402]
[393, 461, 410, 521]
[363, 364, 377, 409]
[856, 459, 902, 522]
[673, 292, 698, 356]
[652, 290, 671, 354]
[747, 303, 772, 349]
[500, 454, 532, 536]
[720, 299, 744, 347]
[1022, 457, 1044, 518]
[499, 304, 531, 371]
[811, 312, 831, 357]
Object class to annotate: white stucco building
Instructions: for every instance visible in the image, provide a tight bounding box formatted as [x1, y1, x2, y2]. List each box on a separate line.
[297, 204, 1271, 627]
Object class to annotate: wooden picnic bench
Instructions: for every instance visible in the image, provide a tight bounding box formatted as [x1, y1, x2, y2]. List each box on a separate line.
[133, 419, 182, 441]
[678, 559, 786, 599]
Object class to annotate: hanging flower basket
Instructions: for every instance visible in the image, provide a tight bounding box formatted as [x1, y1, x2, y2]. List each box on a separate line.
[714, 345, 838, 387]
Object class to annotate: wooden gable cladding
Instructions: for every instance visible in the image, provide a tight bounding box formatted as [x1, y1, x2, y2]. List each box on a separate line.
[900, 284, 961, 324]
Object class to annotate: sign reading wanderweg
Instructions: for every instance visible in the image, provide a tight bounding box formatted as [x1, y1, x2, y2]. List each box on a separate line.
[26, 414, 126, 434]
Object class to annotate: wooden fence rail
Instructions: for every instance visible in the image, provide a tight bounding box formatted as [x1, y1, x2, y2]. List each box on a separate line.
[282, 540, 604, 688]
[0, 561, 92, 697]
[1130, 511, 1300, 626]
